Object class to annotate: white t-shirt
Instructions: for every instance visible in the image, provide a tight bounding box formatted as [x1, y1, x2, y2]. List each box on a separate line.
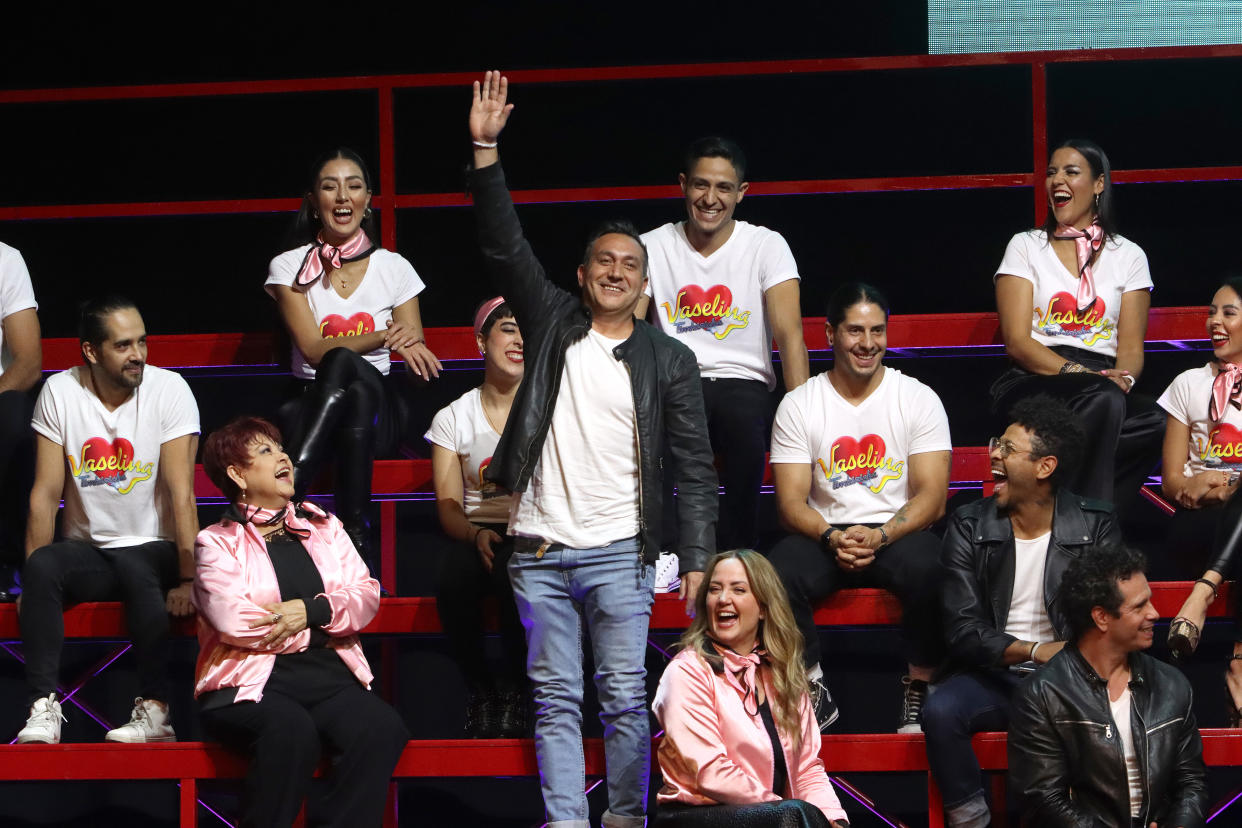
[1109, 687, 1143, 819]
[769, 368, 952, 525]
[510, 330, 639, 548]
[265, 246, 424, 379]
[994, 230, 1153, 358]
[642, 221, 799, 389]
[0, 242, 38, 378]
[32, 365, 201, 548]
[1002, 531, 1056, 644]
[425, 387, 515, 525]
[1157, 363, 1242, 476]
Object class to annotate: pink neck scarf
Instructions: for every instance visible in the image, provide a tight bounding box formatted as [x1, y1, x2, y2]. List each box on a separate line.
[238, 503, 285, 527]
[1211, 362, 1242, 422]
[712, 641, 766, 716]
[1053, 218, 1105, 312]
[294, 230, 375, 287]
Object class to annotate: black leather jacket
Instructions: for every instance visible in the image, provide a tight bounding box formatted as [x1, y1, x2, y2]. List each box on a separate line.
[469, 162, 717, 571]
[1008, 645, 1207, 827]
[941, 489, 1120, 669]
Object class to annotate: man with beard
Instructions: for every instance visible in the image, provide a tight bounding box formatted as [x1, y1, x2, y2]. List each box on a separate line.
[16, 295, 199, 745]
[768, 281, 951, 733]
[922, 394, 1121, 828]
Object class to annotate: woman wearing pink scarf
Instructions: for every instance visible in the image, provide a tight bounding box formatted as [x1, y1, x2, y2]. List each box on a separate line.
[652, 550, 849, 827]
[991, 139, 1163, 512]
[265, 148, 442, 576]
[193, 416, 407, 827]
[1159, 278, 1242, 723]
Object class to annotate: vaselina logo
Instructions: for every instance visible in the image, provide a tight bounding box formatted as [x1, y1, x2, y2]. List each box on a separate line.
[1034, 292, 1113, 346]
[816, 434, 905, 494]
[69, 437, 154, 494]
[660, 284, 751, 339]
[1201, 423, 1242, 470]
[320, 312, 375, 339]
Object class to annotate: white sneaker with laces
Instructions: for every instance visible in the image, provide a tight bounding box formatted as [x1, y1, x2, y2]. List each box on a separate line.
[654, 552, 681, 593]
[17, 694, 65, 744]
[105, 697, 175, 743]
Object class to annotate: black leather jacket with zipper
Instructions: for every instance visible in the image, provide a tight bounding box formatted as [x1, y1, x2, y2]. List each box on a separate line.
[1008, 644, 1207, 827]
[469, 161, 717, 572]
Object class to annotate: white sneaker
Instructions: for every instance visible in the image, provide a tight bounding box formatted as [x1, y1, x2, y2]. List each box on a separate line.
[105, 697, 175, 743]
[17, 694, 65, 744]
[654, 552, 681, 593]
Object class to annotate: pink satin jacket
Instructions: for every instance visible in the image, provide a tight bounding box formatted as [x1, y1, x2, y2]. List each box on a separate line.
[191, 502, 380, 703]
[652, 648, 848, 823]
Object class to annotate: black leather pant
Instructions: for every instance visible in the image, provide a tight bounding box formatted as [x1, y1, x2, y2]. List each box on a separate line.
[655, 800, 832, 828]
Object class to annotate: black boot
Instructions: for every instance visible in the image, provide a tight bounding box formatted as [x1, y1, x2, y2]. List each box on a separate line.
[288, 387, 349, 501]
[335, 427, 378, 578]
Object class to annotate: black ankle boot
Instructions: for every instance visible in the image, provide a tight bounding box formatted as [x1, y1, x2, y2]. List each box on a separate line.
[335, 427, 378, 578]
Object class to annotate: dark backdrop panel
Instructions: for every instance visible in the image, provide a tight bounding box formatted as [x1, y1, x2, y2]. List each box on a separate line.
[396, 66, 1032, 193]
[0, 93, 378, 206]
[1048, 58, 1242, 169]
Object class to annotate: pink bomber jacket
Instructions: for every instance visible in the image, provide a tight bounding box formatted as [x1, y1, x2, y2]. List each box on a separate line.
[191, 501, 381, 703]
[652, 648, 848, 823]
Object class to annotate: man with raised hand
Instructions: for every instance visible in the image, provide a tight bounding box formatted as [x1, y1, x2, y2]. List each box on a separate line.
[17, 295, 199, 745]
[467, 72, 717, 828]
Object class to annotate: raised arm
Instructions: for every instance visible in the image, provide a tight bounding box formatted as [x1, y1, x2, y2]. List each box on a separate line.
[469, 70, 513, 173]
[0, 308, 41, 393]
[764, 280, 809, 391]
[159, 433, 200, 616]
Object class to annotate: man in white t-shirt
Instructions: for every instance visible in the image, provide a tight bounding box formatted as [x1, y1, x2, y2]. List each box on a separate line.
[636, 136, 808, 550]
[0, 243, 42, 602]
[1009, 544, 1206, 827]
[16, 296, 200, 746]
[925, 395, 1119, 828]
[768, 282, 951, 734]
[469, 73, 717, 828]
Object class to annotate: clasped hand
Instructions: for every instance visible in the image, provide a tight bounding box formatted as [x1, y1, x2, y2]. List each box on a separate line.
[248, 598, 309, 649]
[834, 525, 883, 571]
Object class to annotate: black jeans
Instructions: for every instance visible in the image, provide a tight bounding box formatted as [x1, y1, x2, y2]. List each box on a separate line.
[767, 530, 945, 669]
[201, 681, 408, 828]
[0, 389, 34, 569]
[434, 525, 526, 689]
[990, 346, 1164, 509]
[701, 378, 775, 551]
[655, 799, 832, 828]
[21, 539, 178, 704]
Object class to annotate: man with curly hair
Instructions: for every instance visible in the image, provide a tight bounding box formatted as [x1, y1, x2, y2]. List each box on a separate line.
[1009, 544, 1206, 827]
[924, 394, 1120, 828]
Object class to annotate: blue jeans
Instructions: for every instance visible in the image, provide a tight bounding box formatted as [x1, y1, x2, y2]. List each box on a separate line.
[922, 669, 1023, 815]
[509, 537, 655, 828]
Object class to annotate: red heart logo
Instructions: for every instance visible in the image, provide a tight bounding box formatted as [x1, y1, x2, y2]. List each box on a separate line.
[1047, 292, 1106, 333]
[320, 312, 375, 339]
[829, 434, 887, 478]
[81, 436, 135, 480]
[1209, 423, 1242, 463]
[677, 284, 733, 324]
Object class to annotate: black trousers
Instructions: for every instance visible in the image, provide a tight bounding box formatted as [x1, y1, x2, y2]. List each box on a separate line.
[701, 377, 775, 551]
[0, 389, 34, 568]
[200, 682, 408, 828]
[434, 526, 526, 688]
[21, 539, 178, 704]
[767, 530, 945, 669]
[655, 799, 832, 828]
[990, 346, 1164, 509]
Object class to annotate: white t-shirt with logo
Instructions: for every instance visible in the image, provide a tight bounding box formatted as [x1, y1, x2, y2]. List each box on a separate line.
[425, 387, 515, 525]
[265, 246, 424, 379]
[642, 220, 799, 389]
[994, 230, 1153, 358]
[510, 329, 639, 549]
[769, 368, 951, 525]
[0, 242, 38, 378]
[1157, 362, 1242, 476]
[32, 365, 201, 548]
[1002, 531, 1057, 644]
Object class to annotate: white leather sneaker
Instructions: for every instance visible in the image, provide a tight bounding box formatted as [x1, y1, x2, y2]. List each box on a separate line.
[17, 694, 65, 744]
[105, 697, 175, 743]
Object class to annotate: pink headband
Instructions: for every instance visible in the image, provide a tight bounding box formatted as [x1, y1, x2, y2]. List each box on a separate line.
[473, 296, 507, 337]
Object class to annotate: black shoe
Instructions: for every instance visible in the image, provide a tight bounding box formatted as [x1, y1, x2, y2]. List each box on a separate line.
[464, 689, 499, 738]
[809, 678, 840, 732]
[495, 687, 530, 738]
[0, 565, 19, 603]
[898, 676, 929, 734]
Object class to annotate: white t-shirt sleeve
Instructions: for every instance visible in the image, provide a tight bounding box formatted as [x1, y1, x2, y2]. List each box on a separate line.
[387, 253, 424, 307]
[158, 372, 202, 443]
[769, 390, 811, 464]
[1156, 370, 1193, 426]
[994, 232, 1035, 282]
[757, 232, 800, 291]
[0, 245, 38, 319]
[264, 245, 306, 297]
[1122, 243, 1154, 292]
[31, 378, 65, 446]
[908, 384, 953, 455]
[425, 404, 458, 452]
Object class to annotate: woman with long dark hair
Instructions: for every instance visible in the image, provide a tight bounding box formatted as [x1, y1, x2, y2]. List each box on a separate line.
[265, 148, 441, 572]
[992, 139, 1163, 508]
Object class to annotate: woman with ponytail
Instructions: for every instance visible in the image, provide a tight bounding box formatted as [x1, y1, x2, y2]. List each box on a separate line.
[651, 550, 849, 828]
[991, 139, 1163, 509]
[265, 148, 441, 574]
